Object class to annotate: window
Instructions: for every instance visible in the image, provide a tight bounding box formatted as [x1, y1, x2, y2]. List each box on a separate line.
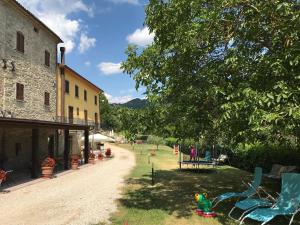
[94, 95, 97, 105]
[69, 106, 74, 124]
[65, 80, 69, 94]
[16, 31, 24, 53]
[84, 110, 88, 123]
[77, 107, 79, 116]
[44, 92, 50, 106]
[84, 90, 87, 101]
[45, 50, 50, 67]
[95, 113, 98, 124]
[16, 83, 24, 101]
[75, 85, 79, 98]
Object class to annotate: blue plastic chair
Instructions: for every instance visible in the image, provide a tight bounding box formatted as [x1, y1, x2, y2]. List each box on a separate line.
[240, 173, 300, 225]
[204, 151, 212, 162]
[212, 167, 262, 208]
[228, 193, 274, 221]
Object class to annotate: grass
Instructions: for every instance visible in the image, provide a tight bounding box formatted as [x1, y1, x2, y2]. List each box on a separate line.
[106, 144, 299, 225]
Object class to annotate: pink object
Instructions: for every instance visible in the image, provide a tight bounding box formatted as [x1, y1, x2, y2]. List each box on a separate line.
[190, 148, 196, 158]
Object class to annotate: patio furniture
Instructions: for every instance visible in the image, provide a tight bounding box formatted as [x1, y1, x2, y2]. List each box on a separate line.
[264, 164, 298, 179]
[228, 186, 276, 221]
[212, 167, 262, 208]
[264, 164, 285, 179]
[240, 173, 300, 225]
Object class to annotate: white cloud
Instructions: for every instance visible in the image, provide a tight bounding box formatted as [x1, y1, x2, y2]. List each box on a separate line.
[98, 62, 122, 75]
[105, 93, 133, 104]
[127, 27, 154, 47]
[108, 0, 139, 5]
[79, 33, 96, 53]
[17, 0, 94, 53]
[85, 61, 91, 66]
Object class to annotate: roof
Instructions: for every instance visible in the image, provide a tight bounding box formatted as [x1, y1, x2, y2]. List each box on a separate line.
[0, 117, 91, 130]
[64, 65, 103, 93]
[9, 0, 63, 43]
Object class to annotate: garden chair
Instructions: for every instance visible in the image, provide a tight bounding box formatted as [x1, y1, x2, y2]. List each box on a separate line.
[212, 167, 262, 208]
[264, 164, 285, 179]
[228, 184, 276, 221]
[239, 173, 300, 225]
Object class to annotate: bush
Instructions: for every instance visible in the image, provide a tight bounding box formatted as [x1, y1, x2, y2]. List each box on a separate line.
[165, 137, 178, 147]
[229, 143, 300, 172]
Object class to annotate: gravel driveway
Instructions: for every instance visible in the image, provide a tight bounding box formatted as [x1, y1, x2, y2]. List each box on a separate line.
[0, 144, 135, 225]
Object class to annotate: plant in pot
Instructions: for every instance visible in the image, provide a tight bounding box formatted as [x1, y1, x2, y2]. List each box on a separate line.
[88, 152, 96, 164]
[71, 154, 80, 170]
[41, 157, 56, 178]
[0, 170, 7, 186]
[105, 148, 111, 158]
[98, 152, 104, 160]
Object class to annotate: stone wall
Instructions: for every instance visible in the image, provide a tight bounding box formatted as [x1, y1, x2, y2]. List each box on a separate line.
[0, 1, 58, 121]
[0, 127, 55, 171]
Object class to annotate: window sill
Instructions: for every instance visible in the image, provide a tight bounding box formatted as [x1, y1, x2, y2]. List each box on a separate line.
[16, 99, 25, 103]
[15, 49, 24, 54]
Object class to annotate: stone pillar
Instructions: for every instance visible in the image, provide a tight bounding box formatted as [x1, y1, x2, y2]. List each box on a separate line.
[84, 129, 89, 164]
[31, 129, 39, 178]
[64, 129, 69, 170]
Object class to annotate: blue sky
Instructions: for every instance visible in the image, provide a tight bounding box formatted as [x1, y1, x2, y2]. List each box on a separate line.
[18, 0, 151, 103]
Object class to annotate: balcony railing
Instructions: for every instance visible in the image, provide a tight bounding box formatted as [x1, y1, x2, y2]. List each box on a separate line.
[56, 116, 100, 130]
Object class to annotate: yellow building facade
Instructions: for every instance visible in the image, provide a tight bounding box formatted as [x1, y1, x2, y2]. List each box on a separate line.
[57, 65, 102, 129]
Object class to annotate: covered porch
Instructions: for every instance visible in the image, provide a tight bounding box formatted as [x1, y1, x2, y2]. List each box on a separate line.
[0, 118, 91, 183]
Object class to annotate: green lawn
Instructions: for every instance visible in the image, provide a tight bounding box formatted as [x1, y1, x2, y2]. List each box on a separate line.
[107, 144, 299, 225]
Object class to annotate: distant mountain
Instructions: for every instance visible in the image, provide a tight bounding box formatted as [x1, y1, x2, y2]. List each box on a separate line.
[112, 98, 147, 109]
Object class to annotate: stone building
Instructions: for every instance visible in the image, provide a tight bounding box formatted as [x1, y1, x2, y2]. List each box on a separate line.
[0, 0, 91, 179]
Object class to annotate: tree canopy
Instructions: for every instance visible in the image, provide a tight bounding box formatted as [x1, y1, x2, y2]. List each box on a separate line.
[122, 0, 300, 147]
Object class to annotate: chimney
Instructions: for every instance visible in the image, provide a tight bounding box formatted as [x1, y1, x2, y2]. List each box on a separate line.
[60, 47, 65, 65]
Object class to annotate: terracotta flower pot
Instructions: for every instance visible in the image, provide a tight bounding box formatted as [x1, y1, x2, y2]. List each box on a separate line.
[88, 158, 95, 164]
[71, 154, 80, 160]
[41, 166, 54, 178]
[71, 163, 79, 170]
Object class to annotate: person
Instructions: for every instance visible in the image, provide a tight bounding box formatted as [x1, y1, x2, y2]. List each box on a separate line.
[190, 145, 196, 161]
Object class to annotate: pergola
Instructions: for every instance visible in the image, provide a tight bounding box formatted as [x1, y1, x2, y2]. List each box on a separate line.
[0, 117, 91, 178]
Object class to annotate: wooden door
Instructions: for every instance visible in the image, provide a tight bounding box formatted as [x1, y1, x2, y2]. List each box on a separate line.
[69, 106, 73, 124]
[84, 110, 88, 124]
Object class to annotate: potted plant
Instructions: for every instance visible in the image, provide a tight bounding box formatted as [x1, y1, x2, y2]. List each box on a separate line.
[71, 154, 80, 170]
[105, 148, 111, 158]
[88, 152, 95, 164]
[41, 157, 55, 178]
[0, 170, 7, 186]
[98, 152, 104, 160]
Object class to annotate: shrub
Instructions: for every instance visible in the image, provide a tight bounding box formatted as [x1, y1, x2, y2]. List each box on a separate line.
[229, 143, 300, 172]
[165, 137, 178, 147]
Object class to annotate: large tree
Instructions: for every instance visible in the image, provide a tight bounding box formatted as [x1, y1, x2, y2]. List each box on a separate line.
[122, 0, 300, 146]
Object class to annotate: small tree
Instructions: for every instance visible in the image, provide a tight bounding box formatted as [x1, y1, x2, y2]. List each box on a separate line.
[147, 135, 165, 151]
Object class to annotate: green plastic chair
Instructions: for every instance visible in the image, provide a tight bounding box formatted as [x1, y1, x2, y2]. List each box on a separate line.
[240, 173, 300, 225]
[212, 167, 262, 208]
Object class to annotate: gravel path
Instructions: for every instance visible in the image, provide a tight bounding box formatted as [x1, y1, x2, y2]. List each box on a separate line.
[0, 144, 135, 225]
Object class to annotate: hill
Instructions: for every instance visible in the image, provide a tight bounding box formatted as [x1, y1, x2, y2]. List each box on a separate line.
[112, 98, 147, 109]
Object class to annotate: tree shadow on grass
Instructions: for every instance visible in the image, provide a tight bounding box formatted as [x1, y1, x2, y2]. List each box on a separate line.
[119, 167, 299, 225]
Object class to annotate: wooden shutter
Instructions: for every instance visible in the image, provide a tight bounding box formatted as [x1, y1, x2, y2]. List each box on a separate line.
[17, 32, 24, 52]
[95, 113, 98, 124]
[94, 96, 97, 105]
[44, 92, 50, 106]
[65, 80, 69, 93]
[16, 83, 24, 100]
[45, 51, 50, 66]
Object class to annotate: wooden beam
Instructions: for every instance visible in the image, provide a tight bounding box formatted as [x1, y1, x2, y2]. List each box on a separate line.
[64, 130, 69, 170]
[31, 129, 39, 178]
[84, 130, 89, 164]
